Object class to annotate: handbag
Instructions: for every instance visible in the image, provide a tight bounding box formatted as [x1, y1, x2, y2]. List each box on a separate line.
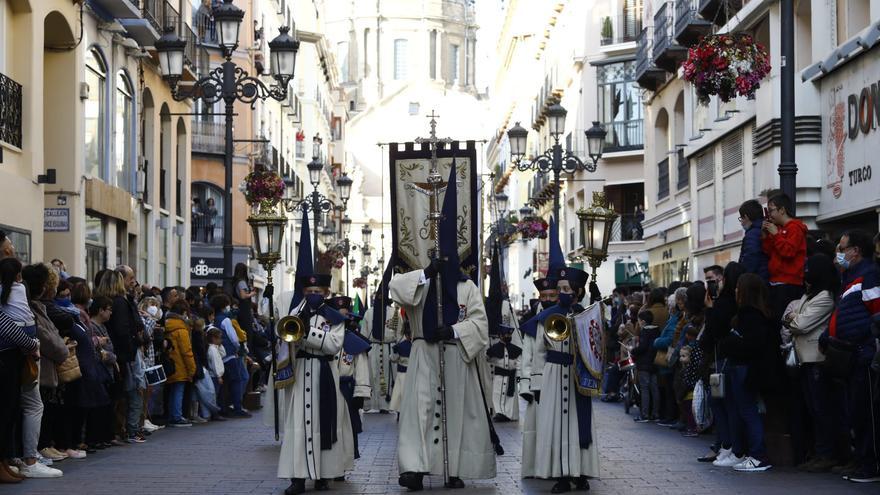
[709, 352, 727, 399]
[821, 336, 855, 379]
[21, 355, 39, 385]
[56, 338, 82, 384]
[653, 348, 669, 367]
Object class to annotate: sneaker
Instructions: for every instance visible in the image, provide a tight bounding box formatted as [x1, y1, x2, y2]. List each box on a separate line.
[168, 419, 192, 427]
[845, 469, 880, 483]
[832, 459, 860, 475]
[138, 428, 152, 436]
[189, 415, 208, 424]
[143, 419, 164, 431]
[64, 449, 86, 459]
[713, 449, 743, 467]
[39, 448, 66, 461]
[34, 453, 53, 466]
[733, 456, 772, 472]
[19, 461, 63, 478]
[657, 420, 678, 427]
[126, 434, 146, 444]
[633, 416, 650, 423]
[229, 410, 252, 418]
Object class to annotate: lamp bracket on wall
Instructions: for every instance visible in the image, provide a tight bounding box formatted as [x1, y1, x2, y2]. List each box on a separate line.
[37, 169, 57, 184]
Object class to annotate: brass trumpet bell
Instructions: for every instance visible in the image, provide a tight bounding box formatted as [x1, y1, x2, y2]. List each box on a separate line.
[277, 315, 305, 343]
[544, 313, 572, 341]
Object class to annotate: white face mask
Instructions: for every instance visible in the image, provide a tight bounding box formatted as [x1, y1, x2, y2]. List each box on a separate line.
[146, 306, 159, 317]
[224, 306, 231, 314]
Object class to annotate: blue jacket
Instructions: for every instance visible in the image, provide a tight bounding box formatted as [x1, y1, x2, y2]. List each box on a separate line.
[653, 310, 681, 350]
[824, 259, 880, 359]
[739, 222, 770, 282]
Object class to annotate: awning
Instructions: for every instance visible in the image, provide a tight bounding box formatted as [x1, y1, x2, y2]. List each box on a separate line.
[802, 20, 880, 82]
[615, 260, 648, 286]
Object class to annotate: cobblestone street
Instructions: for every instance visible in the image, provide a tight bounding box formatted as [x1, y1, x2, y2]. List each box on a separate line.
[3, 401, 876, 495]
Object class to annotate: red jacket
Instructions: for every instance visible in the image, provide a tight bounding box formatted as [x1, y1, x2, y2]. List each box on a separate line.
[761, 218, 807, 285]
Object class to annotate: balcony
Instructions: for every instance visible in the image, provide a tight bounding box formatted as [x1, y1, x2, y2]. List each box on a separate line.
[0, 72, 23, 150]
[675, 0, 712, 46]
[90, 0, 140, 19]
[192, 120, 225, 155]
[652, 2, 688, 72]
[603, 119, 644, 152]
[699, 0, 743, 26]
[192, 7, 220, 47]
[635, 28, 666, 91]
[599, 13, 643, 46]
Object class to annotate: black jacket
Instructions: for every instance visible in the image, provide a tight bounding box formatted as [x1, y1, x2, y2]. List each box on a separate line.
[191, 326, 208, 381]
[106, 295, 143, 364]
[719, 306, 781, 392]
[700, 293, 738, 359]
[631, 324, 660, 372]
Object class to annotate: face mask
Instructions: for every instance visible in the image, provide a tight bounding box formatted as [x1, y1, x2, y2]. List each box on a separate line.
[56, 297, 71, 306]
[224, 306, 231, 314]
[835, 252, 850, 270]
[146, 306, 160, 318]
[558, 293, 574, 308]
[305, 294, 324, 310]
[540, 300, 555, 310]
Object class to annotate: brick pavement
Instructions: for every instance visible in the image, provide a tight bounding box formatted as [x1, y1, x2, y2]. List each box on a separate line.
[3, 401, 875, 495]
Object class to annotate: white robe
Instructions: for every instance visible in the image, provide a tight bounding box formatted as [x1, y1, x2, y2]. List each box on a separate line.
[389, 339, 410, 412]
[276, 303, 353, 480]
[363, 305, 398, 411]
[389, 270, 496, 479]
[519, 330, 538, 478]
[337, 340, 372, 467]
[532, 321, 600, 479]
[488, 333, 521, 421]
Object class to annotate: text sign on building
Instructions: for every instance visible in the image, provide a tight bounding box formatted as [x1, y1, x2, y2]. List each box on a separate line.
[44, 208, 70, 232]
[190, 257, 224, 279]
[820, 51, 880, 219]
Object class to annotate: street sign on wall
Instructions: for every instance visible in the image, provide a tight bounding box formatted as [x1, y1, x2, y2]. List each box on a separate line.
[820, 50, 880, 220]
[44, 208, 69, 232]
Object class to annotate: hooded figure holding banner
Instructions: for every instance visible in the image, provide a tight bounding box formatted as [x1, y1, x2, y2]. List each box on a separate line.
[522, 218, 601, 493]
[389, 164, 496, 491]
[274, 209, 353, 495]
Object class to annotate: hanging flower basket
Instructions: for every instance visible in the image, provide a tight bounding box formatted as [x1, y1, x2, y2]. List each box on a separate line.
[681, 33, 771, 105]
[243, 169, 285, 212]
[515, 216, 549, 240]
[353, 277, 367, 289]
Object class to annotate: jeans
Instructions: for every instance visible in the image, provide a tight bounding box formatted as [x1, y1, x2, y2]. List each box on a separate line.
[849, 358, 879, 472]
[800, 363, 835, 459]
[126, 386, 143, 435]
[710, 394, 733, 449]
[728, 365, 766, 459]
[20, 380, 44, 459]
[638, 371, 660, 419]
[168, 382, 186, 421]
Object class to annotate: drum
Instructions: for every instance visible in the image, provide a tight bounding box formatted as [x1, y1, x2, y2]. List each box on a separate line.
[144, 365, 167, 386]
[617, 356, 635, 371]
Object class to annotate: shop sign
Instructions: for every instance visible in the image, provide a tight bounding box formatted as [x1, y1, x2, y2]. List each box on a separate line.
[190, 257, 224, 279]
[821, 53, 880, 218]
[44, 208, 69, 232]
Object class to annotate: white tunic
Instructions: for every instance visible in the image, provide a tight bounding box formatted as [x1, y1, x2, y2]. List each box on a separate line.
[389, 270, 496, 479]
[488, 333, 522, 421]
[519, 330, 538, 478]
[389, 339, 410, 412]
[337, 339, 372, 468]
[276, 304, 353, 480]
[363, 305, 398, 411]
[532, 321, 600, 479]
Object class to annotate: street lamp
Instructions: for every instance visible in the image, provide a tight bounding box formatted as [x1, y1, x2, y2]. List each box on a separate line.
[340, 216, 352, 235]
[336, 173, 353, 207]
[495, 192, 509, 216]
[585, 121, 607, 168]
[155, 2, 299, 292]
[361, 224, 372, 246]
[307, 159, 323, 187]
[507, 105, 606, 223]
[577, 191, 618, 283]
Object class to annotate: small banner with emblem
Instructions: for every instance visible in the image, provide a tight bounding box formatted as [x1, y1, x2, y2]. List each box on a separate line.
[573, 302, 605, 397]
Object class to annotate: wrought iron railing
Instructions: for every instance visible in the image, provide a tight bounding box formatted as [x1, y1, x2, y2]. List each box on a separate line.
[192, 120, 225, 154]
[675, 0, 700, 35]
[599, 12, 643, 46]
[603, 119, 644, 152]
[192, 211, 223, 244]
[0, 72, 23, 149]
[635, 27, 652, 77]
[611, 213, 645, 242]
[653, 2, 672, 57]
[192, 7, 219, 45]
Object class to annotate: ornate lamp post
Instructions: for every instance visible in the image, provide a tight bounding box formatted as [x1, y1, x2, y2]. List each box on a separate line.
[278, 145, 335, 264]
[507, 108, 607, 223]
[577, 191, 618, 284]
[156, 0, 298, 291]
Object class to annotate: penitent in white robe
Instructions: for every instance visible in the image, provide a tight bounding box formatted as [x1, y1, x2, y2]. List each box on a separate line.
[519, 328, 538, 478]
[337, 340, 372, 467]
[532, 321, 600, 480]
[388, 340, 410, 412]
[488, 331, 522, 421]
[276, 302, 353, 480]
[362, 304, 398, 411]
[389, 270, 496, 480]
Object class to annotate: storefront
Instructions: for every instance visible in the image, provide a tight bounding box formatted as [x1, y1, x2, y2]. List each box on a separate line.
[648, 238, 691, 287]
[816, 45, 880, 234]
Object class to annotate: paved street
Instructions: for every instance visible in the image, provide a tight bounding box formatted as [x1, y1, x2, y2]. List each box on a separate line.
[3, 401, 875, 495]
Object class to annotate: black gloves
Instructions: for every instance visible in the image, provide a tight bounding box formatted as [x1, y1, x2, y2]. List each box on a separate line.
[353, 397, 365, 410]
[589, 282, 602, 303]
[424, 257, 445, 279]
[533, 390, 541, 404]
[520, 392, 534, 404]
[263, 284, 274, 299]
[426, 325, 454, 343]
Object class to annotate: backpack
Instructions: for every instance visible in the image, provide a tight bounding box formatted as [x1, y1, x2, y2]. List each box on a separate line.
[161, 337, 176, 377]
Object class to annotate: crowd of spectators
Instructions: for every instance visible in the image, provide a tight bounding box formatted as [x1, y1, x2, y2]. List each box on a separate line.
[602, 192, 880, 483]
[0, 235, 269, 483]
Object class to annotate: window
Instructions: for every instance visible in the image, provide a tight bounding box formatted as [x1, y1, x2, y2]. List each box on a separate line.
[676, 149, 689, 190]
[337, 41, 349, 82]
[429, 30, 437, 79]
[363, 29, 370, 77]
[85, 214, 107, 285]
[85, 49, 106, 179]
[657, 157, 670, 200]
[0, 225, 31, 264]
[596, 61, 643, 151]
[393, 39, 408, 80]
[449, 44, 459, 83]
[191, 182, 224, 244]
[139, 211, 148, 284]
[158, 215, 168, 288]
[115, 72, 133, 191]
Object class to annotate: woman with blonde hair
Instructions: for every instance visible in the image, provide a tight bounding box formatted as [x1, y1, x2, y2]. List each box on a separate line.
[136, 296, 164, 433]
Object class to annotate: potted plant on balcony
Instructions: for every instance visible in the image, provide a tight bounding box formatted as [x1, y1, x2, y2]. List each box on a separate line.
[515, 215, 549, 240]
[681, 33, 771, 105]
[243, 167, 285, 214]
[601, 16, 614, 45]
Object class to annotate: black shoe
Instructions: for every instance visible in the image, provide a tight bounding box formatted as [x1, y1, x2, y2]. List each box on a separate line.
[574, 477, 590, 491]
[444, 476, 465, 489]
[398, 472, 424, 491]
[333, 476, 345, 482]
[210, 414, 227, 422]
[314, 479, 330, 491]
[551, 479, 571, 493]
[285, 479, 305, 495]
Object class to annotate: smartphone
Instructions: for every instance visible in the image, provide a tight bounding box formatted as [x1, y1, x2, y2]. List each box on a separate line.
[707, 279, 719, 299]
[763, 206, 770, 219]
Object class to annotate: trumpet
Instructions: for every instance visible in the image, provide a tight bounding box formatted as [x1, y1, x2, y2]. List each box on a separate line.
[277, 315, 306, 343]
[544, 313, 573, 341]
